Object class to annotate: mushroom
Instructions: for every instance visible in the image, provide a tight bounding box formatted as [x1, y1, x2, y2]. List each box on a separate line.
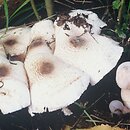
[109, 100, 130, 115]
[115, 62, 130, 111]
[54, 21, 123, 85]
[116, 62, 130, 89]
[54, 10, 123, 85]
[24, 20, 90, 115]
[31, 19, 55, 52]
[0, 44, 30, 114]
[0, 27, 31, 62]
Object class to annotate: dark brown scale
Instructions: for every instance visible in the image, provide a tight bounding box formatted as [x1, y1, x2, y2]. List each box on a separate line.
[56, 13, 70, 26]
[70, 36, 86, 48]
[4, 39, 17, 46]
[40, 62, 54, 75]
[29, 38, 44, 50]
[0, 65, 9, 77]
[82, 13, 88, 19]
[63, 23, 70, 30]
[70, 15, 88, 28]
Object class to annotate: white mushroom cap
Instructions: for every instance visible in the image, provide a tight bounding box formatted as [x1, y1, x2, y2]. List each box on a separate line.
[31, 20, 55, 51]
[109, 100, 124, 115]
[0, 79, 30, 114]
[0, 55, 30, 114]
[55, 9, 107, 35]
[54, 26, 123, 85]
[25, 40, 90, 115]
[109, 100, 130, 115]
[0, 63, 30, 114]
[0, 27, 31, 61]
[116, 62, 130, 89]
[121, 89, 130, 109]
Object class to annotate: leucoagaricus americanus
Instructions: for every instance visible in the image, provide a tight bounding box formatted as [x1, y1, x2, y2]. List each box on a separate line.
[0, 44, 30, 114]
[31, 19, 55, 52]
[109, 100, 130, 115]
[116, 62, 130, 108]
[114, 62, 130, 112]
[24, 20, 90, 115]
[116, 62, 130, 89]
[0, 27, 31, 62]
[54, 21, 123, 85]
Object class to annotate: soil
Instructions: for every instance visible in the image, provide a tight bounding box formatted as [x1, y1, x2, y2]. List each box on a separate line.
[0, 0, 130, 130]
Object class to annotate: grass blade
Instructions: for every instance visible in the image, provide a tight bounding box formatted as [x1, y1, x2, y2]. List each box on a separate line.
[9, 0, 30, 20]
[30, 0, 40, 20]
[13, 5, 43, 25]
[84, 110, 97, 126]
[3, 0, 9, 31]
[45, 0, 54, 16]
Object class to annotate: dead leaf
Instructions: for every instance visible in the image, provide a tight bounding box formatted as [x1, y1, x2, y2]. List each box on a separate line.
[62, 124, 125, 130]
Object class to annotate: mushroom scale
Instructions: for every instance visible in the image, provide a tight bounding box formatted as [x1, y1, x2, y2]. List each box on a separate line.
[25, 33, 90, 115]
[55, 9, 107, 35]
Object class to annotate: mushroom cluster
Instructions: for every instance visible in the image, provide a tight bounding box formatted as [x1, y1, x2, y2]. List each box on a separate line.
[111, 62, 130, 114]
[0, 9, 125, 116]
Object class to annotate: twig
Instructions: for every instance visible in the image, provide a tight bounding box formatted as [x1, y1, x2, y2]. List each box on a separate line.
[72, 112, 84, 129]
[73, 0, 92, 3]
[84, 110, 97, 126]
[54, 0, 76, 9]
[86, 93, 105, 109]
[86, 5, 112, 11]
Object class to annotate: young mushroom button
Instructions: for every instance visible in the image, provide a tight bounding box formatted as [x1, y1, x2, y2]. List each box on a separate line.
[116, 62, 130, 89]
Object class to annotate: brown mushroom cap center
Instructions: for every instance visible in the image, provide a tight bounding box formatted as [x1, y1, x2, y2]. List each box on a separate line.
[69, 36, 86, 48]
[39, 62, 54, 75]
[0, 65, 10, 77]
[4, 38, 17, 46]
[29, 38, 45, 50]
